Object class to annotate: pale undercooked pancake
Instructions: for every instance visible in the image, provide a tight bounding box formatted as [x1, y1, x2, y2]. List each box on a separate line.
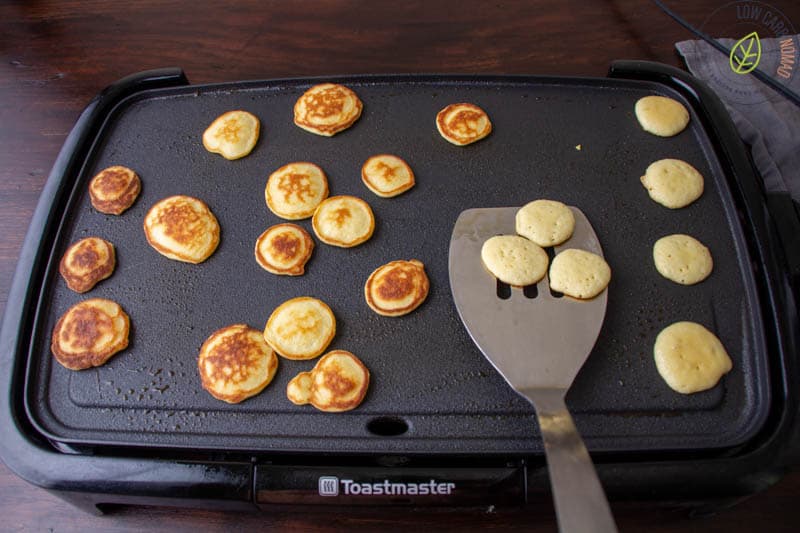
[654, 321, 732, 394]
[286, 350, 369, 412]
[293, 83, 363, 136]
[361, 154, 415, 198]
[549, 248, 611, 299]
[59, 237, 116, 293]
[436, 103, 492, 146]
[255, 223, 314, 276]
[264, 296, 336, 360]
[144, 195, 220, 264]
[51, 298, 130, 370]
[89, 165, 141, 215]
[481, 235, 548, 287]
[653, 234, 713, 285]
[198, 324, 278, 404]
[202, 110, 260, 160]
[515, 199, 575, 247]
[265, 162, 329, 220]
[364, 259, 430, 316]
[312, 195, 375, 247]
[640, 159, 704, 209]
[635, 95, 690, 137]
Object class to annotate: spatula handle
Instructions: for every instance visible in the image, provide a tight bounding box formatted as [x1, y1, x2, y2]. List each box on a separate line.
[529, 388, 618, 533]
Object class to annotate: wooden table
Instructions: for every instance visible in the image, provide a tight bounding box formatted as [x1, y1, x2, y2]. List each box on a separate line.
[2, 1, 799, 530]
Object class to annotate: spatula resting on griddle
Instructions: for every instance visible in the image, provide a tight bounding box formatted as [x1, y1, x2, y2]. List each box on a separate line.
[449, 206, 617, 533]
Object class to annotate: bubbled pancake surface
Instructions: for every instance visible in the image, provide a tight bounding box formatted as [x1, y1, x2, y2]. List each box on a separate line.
[198, 324, 278, 404]
[480, 236, 548, 287]
[549, 248, 611, 300]
[89, 165, 141, 215]
[364, 259, 430, 317]
[143, 195, 220, 264]
[653, 234, 713, 285]
[265, 162, 329, 220]
[641, 159, 705, 209]
[255, 223, 314, 276]
[515, 199, 575, 247]
[202, 110, 260, 160]
[654, 321, 732, 394]
[311, 195, 375, 247]
[635, 95, 690, 137]
[59, 237, 116, 293]
[293, 83, 363, 136]
[436, 103, 492, 145]
[51, 298, 130, 370]
[361, 154, 415, 198]
[264, 297, 336, 360]
[286, 350, 369, 412]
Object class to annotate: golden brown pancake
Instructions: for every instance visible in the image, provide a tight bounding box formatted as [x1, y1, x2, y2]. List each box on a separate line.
[293, 83, 363, 136]
[654, 321, 732, 394]
[361, 154, 415, 198]
[51, 298, 130, 370]
[255, 223, 314, 276]
[89, 165, 141, 215]
[548, 248, 611, 300]
[436, 103, 492, 146]
[364, 259, 430, 316]
[202, 110, 260, 160]
[640, 159, 704, 209]
[143, 195, 220, 264]
[59, 237, 116, 293]
[515, 199, 575, 247]
[286, 350, 369, 412]
[481, 236, 548, 287]
[311, 195, 375, 248]
[264, 296, 336, 360]
[635, 95, 690, 137]
[265, 162, 329, 220]
[198, 324, 279, 404]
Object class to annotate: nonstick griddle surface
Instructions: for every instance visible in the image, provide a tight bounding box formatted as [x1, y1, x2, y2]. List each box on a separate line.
[24, 75, 770, 454]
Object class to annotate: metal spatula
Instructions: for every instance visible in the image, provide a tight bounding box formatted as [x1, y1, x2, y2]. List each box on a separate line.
[449, 206, 617, 533]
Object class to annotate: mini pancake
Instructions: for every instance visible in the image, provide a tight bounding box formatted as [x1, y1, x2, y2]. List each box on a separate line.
[198, 324, 279, 404]
[255, 223, 314, 276]
[361, 154, 415, 198]
[654, 321, 732, 394]
[286, 350, 369, 412]
[515, 199, 575, 247]
[640, 159, 704, 209]
[436, 103, 492, 146]
[265, 162, 329, 220]
[481, 235, 548, 287]
[293, 83, 363, 136]
[365, 259, 430, 317]
[264, 297, 336, 360]
[312, 195, 375, 247]
[89, 165, 141, 215]
[635, 95, 690, 137]
[59, 237, 116, 293]
[144, 195, 220, 264]
[51, 298, 130, 370]
[653, 234, 713, 285]
[549, 248, 611, 300]
[202, 110, 260, 160]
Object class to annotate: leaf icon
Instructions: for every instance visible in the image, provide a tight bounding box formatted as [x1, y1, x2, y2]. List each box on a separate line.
[729, 31, 762, 75]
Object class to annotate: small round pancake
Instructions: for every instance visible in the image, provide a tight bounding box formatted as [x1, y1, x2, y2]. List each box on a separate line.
[549, 248, 611, 300]
[312, 195, 375, 248]
[255, 223, 314, 276]
[481, 235, 548, 287]
[89, 165, 141, 215]
[198, 324, 279, 404]
[264, 297, 336, 360]
[640, 159, 704, 209]
[144, 195, 220, 264]
[364, 259, 430, 317]
[654, 321, 732, 394]
[653, 234, 713, 285]
[436, 103, 492, 146]
[265, 162, 329, 220]
[293, 83, 363, 137]
[515, 199, 576, 247]
[635, 95, 690, 137]
[51, 298, 130, 370]
[361, 154, 415, 198]
[202, 110, 260, 160]
[286, 350, 369, 412]
[59, 237, 116, 293]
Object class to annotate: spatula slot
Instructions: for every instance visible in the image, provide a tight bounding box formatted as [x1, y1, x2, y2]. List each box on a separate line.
[496, 279, 512, 299]
[523, 284, 539, 299]
[544, 247, 564, 298]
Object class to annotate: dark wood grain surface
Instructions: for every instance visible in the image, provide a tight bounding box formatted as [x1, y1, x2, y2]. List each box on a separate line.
[2, 0, 800, 530]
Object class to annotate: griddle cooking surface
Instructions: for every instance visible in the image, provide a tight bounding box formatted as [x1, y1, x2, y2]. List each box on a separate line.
[25, 76, 769, 454]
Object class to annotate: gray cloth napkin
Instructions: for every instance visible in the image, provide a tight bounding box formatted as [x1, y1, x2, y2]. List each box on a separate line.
[676, 36, 800, 202]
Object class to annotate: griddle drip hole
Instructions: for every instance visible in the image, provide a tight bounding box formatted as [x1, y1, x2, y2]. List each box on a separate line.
[367, 417, 409, 436]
